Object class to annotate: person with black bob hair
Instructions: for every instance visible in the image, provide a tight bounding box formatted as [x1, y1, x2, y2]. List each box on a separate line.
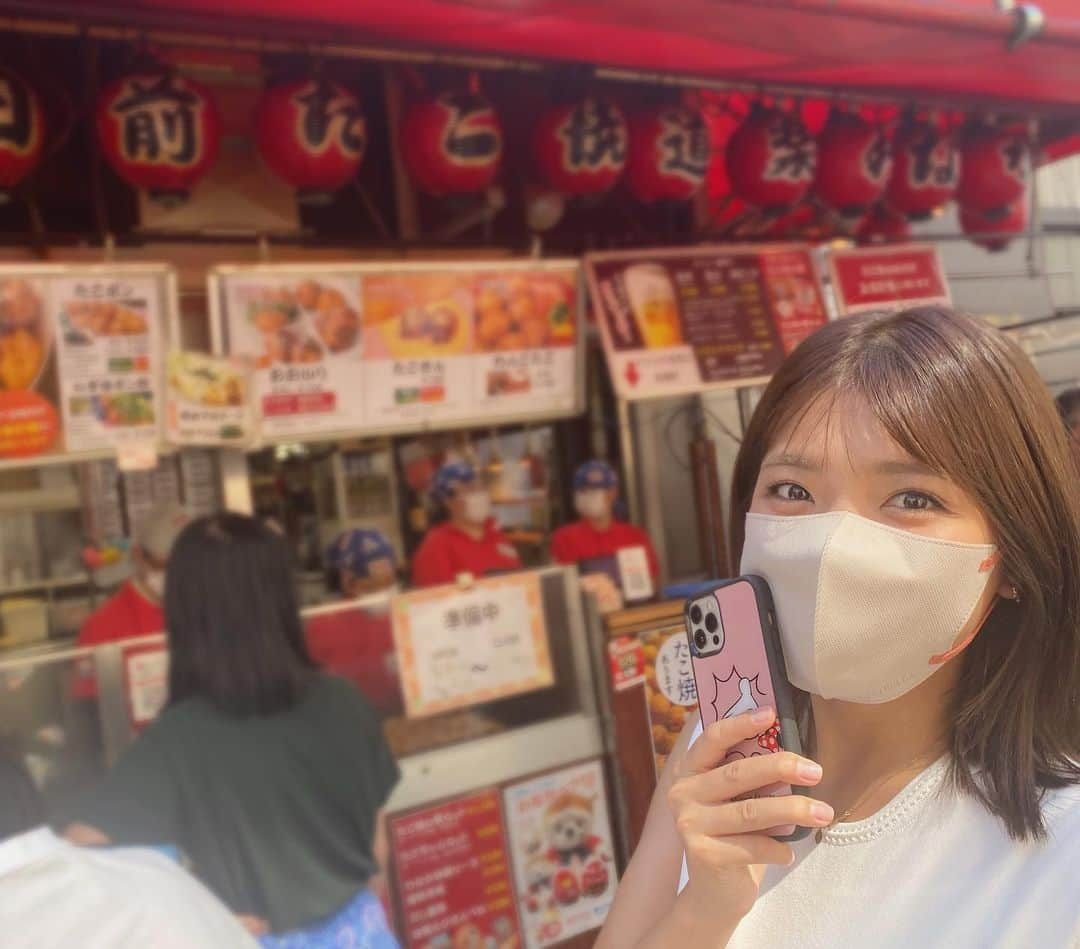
[67, 513, 401, 947]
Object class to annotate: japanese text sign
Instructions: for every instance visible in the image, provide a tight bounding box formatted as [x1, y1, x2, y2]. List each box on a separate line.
[827, 244, 951, 316]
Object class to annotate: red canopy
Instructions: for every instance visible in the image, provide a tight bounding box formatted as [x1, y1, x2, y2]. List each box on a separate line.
[48, 0, 1080, 111]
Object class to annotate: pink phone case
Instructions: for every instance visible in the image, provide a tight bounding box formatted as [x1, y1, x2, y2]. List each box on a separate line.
[684, 575, 808, 842]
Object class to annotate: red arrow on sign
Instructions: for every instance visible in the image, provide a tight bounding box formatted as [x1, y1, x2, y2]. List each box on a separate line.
[625, 362, 640, 387]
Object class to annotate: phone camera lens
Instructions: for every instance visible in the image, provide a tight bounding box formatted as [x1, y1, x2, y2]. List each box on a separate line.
[690, 605, 702, 624]
[694, 630, 708, 650]
[705, 612, 718, 634]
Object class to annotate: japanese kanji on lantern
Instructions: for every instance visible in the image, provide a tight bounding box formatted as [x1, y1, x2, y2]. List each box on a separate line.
[886, 115, 958, 220]
[957, 123, 1030, 215]
[625, 105, 710, 203]
[96, 72, 222, 205]
[533, 97, 628, 196]
[725, 104, 817, 211]
[0, 72, 45, 201]
[255, 77, 366, 203]
[814, 111, 892, 221]
[401, 91, 503, 196]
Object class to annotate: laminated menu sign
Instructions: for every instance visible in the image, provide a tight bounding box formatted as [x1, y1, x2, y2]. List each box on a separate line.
[391, 789, 522, 949]
[504, 760, 617, 948]
[165, 351, 252, 445]
[219, 272, 364, 439]
[51, 275, 163, 452]
[122, 641, 169, 732]
[586, 245, 828, 400]
[391, 573, 555, 718]
[827, 244, 950, 315]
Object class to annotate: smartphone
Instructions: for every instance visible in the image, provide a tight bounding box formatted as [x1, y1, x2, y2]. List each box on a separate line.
[684, 575, 809, 842]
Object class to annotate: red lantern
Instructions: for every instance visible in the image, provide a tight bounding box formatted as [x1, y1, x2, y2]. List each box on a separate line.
[401, 91, 502, 196]
[533, 97, 627, 196]
[256, 78, 365, 203]
[626, 106, 710, 203]
[886, 118, 957, 220]
[725, 105, 817, 211]
[96, 72, 221, 204]
[0, 73, 45, 200]
[814, 112, 892, 217]
[957, 126, 1029, 214]
[857, 203, 911, 244]
[960, 198, 1028, 252]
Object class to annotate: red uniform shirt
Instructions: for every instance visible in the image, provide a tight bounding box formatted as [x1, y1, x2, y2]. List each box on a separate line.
[411, 520, 521, 588]
[305, 606, 403, 713]
[550, 519, 660, 577]
[73, 581, 164, 699]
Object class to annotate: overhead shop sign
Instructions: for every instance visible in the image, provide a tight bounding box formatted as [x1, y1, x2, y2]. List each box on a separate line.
[827, 244, 951, 316]
[585, 244, 828, 401]
[210, 259, 582, 442]
[0, 264, 173, 462]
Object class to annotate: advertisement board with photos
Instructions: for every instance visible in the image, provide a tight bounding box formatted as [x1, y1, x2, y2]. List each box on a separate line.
[209, 259, 583, 443]
[0, 264, 176, 463]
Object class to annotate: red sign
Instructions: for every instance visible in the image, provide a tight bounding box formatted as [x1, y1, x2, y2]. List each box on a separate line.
[828, 245, 950, 316]
[391, 789, 522, 949]
[0, 390, 60, 458]
[608, 635, 645, 691]
[586, 244, 829, 400]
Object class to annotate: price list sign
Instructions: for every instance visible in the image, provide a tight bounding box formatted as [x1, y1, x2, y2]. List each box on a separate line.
[586, 244, 828, 400]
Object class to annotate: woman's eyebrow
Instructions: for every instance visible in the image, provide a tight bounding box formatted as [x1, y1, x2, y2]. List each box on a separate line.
[761, 453, 821, 471]
[873, 459, 944, 478]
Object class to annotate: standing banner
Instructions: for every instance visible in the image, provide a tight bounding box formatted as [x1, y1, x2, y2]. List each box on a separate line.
[503, 760, 617, 949]
[585, 244, 828, 401]
[827, 244, 951, 316]
[0, 265, 173, 460]
[211, 260, 581, 441]
[392, 572, 555, 718]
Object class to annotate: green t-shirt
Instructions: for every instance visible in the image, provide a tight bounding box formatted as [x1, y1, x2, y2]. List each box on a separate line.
[74, 675, 399, 932]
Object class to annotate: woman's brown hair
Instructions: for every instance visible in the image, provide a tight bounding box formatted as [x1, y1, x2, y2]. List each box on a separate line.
[730, 305, 1080, 841]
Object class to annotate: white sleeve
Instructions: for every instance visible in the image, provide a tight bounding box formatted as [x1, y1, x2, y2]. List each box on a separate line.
[676, 719, 705, 895]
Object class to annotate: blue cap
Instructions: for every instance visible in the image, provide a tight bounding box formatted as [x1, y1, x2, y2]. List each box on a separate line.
[430, 461, 476, 502]
[325, 528, 397, 578]
[573, 460, 618, 491]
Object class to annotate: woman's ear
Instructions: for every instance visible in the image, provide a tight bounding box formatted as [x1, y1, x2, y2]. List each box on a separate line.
[996, 578, 1020, 602]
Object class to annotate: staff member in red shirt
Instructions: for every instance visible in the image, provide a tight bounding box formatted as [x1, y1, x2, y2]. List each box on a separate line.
[551, 460, 659, 578]
[411, 462, 521, 588]
[73, 503, 190, 698]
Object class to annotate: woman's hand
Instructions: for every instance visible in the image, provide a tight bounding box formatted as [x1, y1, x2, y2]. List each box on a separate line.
[667, 706, 832, 921]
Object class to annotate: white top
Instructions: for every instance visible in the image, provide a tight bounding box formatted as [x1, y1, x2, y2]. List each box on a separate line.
[678, 722, 1080, 948]
[0, 828, 257, 949]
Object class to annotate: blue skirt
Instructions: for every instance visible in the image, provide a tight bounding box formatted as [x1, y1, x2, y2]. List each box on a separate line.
[259, 889, 400, 949]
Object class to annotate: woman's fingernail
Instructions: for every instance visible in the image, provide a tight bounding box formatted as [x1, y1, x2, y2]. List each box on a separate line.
[750, 706, 775, 726]
[797, 760, 823, 781]
[810, 802, 835, 825]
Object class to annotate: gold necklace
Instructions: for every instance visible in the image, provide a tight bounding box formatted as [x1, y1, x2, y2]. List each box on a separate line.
[814, 753, 938, 844]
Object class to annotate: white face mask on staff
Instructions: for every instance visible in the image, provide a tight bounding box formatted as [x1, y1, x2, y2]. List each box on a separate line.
[575, 490, 610, 521]
[462, 490, 492, 525]
[740, 510, 998, 704]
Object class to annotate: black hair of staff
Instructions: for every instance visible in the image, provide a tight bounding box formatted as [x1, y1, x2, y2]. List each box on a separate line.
[66, 514, 400, 935]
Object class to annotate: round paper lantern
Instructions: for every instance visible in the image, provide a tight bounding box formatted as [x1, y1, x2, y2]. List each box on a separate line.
[256, 78, 366, 203]
[960, 198, 1028, 252]
[401, 91, 502, 196]
[96, 72, 221, 204]
[626, 106, 710, 203]
[886, 118, 958, 220]
[533, 97, 628, 196]
[725, 105, 817, 210]
[814, 112, 892, 217]
[957, 126, 1029, 214]
[0, 73, 46, 200]
[857, 203, 911, 244]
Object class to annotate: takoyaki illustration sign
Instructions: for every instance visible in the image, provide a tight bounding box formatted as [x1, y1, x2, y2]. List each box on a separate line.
[504, 760, 617, 949]
[219, 272, 364, 438]
[52, 275, 164, 453]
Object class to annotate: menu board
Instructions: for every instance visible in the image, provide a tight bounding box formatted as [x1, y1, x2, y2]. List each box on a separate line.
[827, 244, 951, 315]
[504, 760, 617, 949]
[586, 245, 828, 400]
[0, 266, 172, 460]
[214, 261, 580, 440]
[122, 641, 170, 732]
[165, 351, 253, 445]
[392, 572, 555, 718]
[391, 789, 522, 949]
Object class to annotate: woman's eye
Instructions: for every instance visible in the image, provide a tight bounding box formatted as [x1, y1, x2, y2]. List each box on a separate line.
[770, 482, 812, 503]
[886, 490, 942, 512]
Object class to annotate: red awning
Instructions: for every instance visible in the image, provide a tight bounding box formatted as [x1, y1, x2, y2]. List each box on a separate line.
[42, 0, 1080, 112]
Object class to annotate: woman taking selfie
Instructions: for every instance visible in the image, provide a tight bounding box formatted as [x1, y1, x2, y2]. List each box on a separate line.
[598, 306, 1080, 947]
[67, 514, 400, 947]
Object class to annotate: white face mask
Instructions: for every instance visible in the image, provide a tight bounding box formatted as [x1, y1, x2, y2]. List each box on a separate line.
[740, 511, 998, 704]
[462, 491, 492, 525]
[575, 490, 610, 520]
[144, 569, 166, 600]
